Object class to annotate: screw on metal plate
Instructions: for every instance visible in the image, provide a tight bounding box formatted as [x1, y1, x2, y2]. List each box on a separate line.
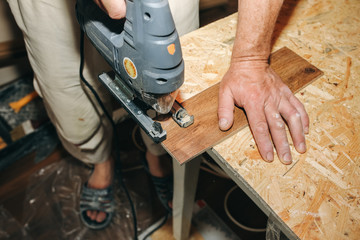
[171, 100, 194, 128]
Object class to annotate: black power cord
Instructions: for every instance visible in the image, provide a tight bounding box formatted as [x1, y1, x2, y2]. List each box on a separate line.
[79, 30, 138, 239]
[142, 212, 170, 240]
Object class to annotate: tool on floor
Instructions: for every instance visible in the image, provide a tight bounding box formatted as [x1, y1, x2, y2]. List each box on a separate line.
[76, 0, 194, 143]
[9, 91, 39, 113]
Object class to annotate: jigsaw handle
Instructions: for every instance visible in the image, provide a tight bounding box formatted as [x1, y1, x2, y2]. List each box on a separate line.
[76, 0, 184, 95]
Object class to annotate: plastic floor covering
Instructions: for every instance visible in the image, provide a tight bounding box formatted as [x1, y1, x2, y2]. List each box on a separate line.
[0, 155, 165, 240]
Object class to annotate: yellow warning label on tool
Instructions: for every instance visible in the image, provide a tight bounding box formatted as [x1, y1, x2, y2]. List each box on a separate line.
[167, 43, 175, 55]
[123, 57, 137, 79]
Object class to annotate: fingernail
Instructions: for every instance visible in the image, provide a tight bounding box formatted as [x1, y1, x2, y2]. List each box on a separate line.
[298, 142, 306, 153]
[266, 152, 273, 162]
[219, 118, 228, 130]
[304, 127, 309, 134]
[283, 153, 292, 164]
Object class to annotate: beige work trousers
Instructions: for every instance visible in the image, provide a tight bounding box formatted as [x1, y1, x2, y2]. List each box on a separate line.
[7, 0, 199, 164]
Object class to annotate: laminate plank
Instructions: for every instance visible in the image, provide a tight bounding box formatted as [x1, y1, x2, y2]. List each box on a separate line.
[161, 47, 323, 164]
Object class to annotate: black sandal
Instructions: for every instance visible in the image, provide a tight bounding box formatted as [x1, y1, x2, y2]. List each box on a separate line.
[141, 155, 173, 213]
[79, 183, 115, 230]
[150, 174, 173, 213]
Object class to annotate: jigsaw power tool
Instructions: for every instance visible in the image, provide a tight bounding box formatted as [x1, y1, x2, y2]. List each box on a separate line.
[76, 0, 193, 143]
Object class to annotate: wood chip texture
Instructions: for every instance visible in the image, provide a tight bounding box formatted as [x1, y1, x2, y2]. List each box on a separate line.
[212, 0, 360, 239]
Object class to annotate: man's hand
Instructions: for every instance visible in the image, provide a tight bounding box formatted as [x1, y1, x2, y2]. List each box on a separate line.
[93, 0, 126, 19]
[218, 60, 309, 164]
[216, 0, 309, 164]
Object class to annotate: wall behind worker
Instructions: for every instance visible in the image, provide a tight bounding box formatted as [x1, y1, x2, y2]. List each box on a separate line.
[0, 1, 22, 42]
[0, 1, 32, 87]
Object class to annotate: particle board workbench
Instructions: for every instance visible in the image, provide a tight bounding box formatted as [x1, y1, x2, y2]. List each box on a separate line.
[165, 0, 360, 239]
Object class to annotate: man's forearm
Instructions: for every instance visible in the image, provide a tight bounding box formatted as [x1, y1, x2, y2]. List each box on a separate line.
[232, 0, 283, 61]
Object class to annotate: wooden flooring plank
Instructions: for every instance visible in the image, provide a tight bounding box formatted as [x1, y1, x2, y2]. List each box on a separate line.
[161, 47, 323, 164]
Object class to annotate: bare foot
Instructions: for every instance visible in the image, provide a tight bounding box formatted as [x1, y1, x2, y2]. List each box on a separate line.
[86, 156, 114, 223]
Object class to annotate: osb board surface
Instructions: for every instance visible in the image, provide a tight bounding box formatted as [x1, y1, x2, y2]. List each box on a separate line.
[213, 0, 360, 239]
[161, 47, 322, 164]
[174, 14, 237, 102]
